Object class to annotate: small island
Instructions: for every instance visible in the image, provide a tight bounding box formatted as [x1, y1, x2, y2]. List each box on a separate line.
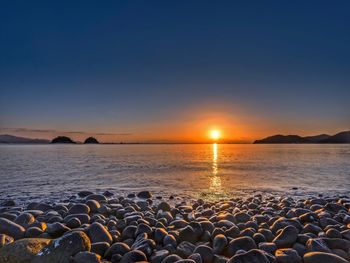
[84, 137, 99, 144]
[51, 136, 76, 144]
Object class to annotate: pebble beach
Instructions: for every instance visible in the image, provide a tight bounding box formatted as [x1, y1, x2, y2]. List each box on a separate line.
[1, 190, 350, 263]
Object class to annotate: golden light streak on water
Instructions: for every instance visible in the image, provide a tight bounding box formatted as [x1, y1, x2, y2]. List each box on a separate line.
[210, 143, 222, 193]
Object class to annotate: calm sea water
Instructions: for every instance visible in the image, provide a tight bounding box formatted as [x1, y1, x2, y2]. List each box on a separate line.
[0, 144, 349, 202]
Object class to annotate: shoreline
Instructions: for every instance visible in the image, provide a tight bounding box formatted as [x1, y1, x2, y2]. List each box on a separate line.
[1, 191, 349, 262]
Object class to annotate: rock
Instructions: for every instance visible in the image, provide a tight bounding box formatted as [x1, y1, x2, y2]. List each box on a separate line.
[105, 242, 130, 259]
[86, 222, 113, 244]
[64, 213, 90, 225]
[150, 249, 170, 263]
[46, 222, 70, 238]
[73, 251, 100, 263]
[0, 218, 25, 240]
[293, 242, 307, 257]
[275, 248, 302, 263]
[25, 227, 44, 238]
[163, 234, 177, 247]
[322, 238, 350, 251]
[306, 238, 331, 253]
[177, 241, 196, 257]
[193, 245, 214, 263]
[127, 193, 136, 198]
[103, 190, 114, 197]
[66, 217, 81, 229]
[273, 225, 298, 248]
[326, 229, 342, 239]
[120, 250, 147, 263]
[188, 253, 202, 263]
[32, 231, 91, 263]
[179, 226, 197, 243]
[14, 213, 35, 228]
[122, 225, 137, 239]
[91, 242, 110, 257]
[234, 212, 251, 223]
[227, 249, 270, 263]
[161, 254, 182, 263]
[342, 230, 350, 240]
[137, 191, 152, 199]
[78, 191, 94, 198]
[86, 194, 107, 203]
[303, 252, 349, 263]
[0, 238, 51, 262]
[213, 234, 228, 254]
[86, 200, 101, 213]
[68, 204, 90, 215]
[154, 228, 168, 243]
[259, 242, 277, 254]
[227, 236, 257, 257]
[0, 234, 14, 248]
[33, 203, 53, 212]
[131, 234, 155, 257]
[135, 223, 153, 236]
[157, 202, 171, 212]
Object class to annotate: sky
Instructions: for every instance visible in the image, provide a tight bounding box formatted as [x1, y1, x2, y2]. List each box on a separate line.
[0, 1, 349, 143]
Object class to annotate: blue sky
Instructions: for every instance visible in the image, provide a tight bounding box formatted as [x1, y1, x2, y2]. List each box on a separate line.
[0, 1, 349, 142]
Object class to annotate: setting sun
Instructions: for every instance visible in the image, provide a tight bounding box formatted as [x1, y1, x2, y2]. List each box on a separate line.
[210, 130, 221, 140]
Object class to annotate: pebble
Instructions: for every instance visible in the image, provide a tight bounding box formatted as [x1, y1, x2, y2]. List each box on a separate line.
[86, 222, 113, 244]
[120, 249, 147, 263]
[273, 225, 299, 248]
[213, 233, 228, 254]
[32, 231, 91, 263]
[193, 245, 214, 263]
[137, 191, 152, 199]
[227, 236, 257, 257]
[227, 249, 271, 263]
[73, 251, 101, 263]
[68, 204, 90, 214]
[0, 218, 25, 240]
[275, 248, 302, 263]
[303, 251, 349, 263]
[14, 212, 35, 228]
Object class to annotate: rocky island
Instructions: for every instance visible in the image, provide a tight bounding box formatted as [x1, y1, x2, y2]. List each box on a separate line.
[0, 191, 349, 263]
[84, 137, 99, 144]
[51, 136, 76, 144]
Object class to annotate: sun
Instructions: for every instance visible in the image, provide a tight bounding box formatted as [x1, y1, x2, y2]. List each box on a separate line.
[210, 130, 221, 140]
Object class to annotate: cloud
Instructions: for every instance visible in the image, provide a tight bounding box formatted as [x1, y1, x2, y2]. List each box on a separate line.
[0, 127, 132, 136]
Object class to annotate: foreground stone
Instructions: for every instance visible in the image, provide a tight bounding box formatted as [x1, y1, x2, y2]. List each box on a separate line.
[0, 238, 51, 263]
[303, 252, 350, 263]
[0, 218, 25, 240]
[32, 231, 91, 263]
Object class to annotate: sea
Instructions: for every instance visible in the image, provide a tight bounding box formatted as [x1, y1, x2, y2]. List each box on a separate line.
[0, 144, 349, 203]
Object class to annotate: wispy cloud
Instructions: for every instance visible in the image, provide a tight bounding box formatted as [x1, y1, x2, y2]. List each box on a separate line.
[0, 127, 132, 136]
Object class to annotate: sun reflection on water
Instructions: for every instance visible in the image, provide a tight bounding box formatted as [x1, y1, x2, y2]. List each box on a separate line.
[209, 143, 222, 193]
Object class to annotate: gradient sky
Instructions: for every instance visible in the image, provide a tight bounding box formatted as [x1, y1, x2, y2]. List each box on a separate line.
[1, 1, 349, 142]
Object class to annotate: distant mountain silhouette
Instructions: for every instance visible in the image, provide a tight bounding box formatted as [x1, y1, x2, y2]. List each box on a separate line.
[84, 137, 99, 144]
[51, 136, 76, 144]
[0, 134, 50, 144]
[320, 131, 350, 143]
[303, 134, 331, 143]
[254, 131, 349, 144]
[254, 135, 309, 144]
